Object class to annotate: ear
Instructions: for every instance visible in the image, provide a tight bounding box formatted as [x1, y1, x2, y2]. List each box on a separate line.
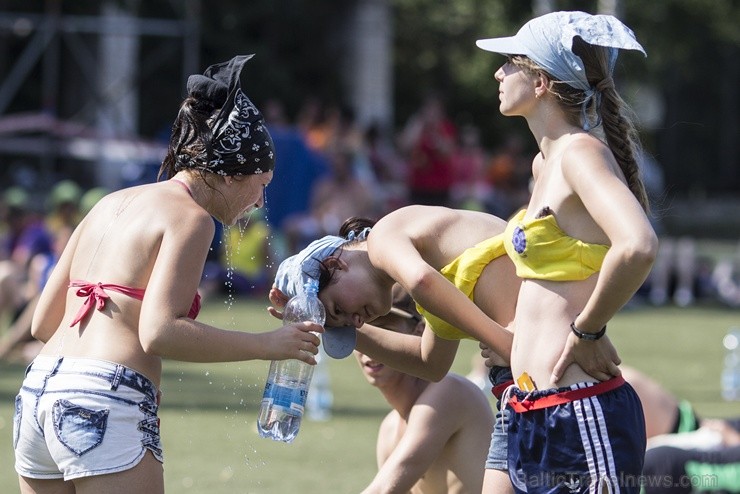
[322, 256, 348, 271]
[534, 72, 549, 99]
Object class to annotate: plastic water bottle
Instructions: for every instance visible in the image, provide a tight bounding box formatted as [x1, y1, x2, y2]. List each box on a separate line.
[257, 280, 325, 442]
[721, 328, 740, 401]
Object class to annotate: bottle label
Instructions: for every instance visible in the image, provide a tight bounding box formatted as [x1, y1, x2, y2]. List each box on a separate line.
[263, 382, 307, 413]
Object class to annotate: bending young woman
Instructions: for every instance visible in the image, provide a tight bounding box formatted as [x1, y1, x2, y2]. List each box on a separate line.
[12, 55, 322, 494]
[269, 205, 607, 492]
[476, 11, 658, 492]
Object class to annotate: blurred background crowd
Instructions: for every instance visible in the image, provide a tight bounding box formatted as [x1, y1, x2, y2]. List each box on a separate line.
[0, 0, 738, 363]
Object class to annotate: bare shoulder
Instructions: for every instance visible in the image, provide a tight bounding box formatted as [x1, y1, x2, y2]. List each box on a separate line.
[370, 205, 449, 250]
[532, 152, 544, 180]
[560, 134, 615, 175]
[374, 205, 452, 231]
[379, 410, 400, 435]
[376, 205, 504, 236]
[100, 183, 214, 244]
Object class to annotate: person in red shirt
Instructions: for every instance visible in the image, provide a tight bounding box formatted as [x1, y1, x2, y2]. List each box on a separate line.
[399, 93, 457, 207]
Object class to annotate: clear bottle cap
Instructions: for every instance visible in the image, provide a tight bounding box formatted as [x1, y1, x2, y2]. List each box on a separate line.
[304, 279, 319, 295]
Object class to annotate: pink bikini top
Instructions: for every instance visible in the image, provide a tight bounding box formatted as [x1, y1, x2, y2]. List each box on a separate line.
[68, 178, 203, 327]
[69, 280, 201, 326]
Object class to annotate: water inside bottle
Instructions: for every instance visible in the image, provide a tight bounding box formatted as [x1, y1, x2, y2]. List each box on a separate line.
[257, 279, 324, 442]
[257, 409, 303, 443]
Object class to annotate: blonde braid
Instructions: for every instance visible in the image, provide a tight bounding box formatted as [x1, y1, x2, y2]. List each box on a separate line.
[598, 84, 650, 212]
[571, 38, 650, 212]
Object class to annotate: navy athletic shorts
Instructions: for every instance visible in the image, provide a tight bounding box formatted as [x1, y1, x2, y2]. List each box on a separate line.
[506, 377, 646, 493]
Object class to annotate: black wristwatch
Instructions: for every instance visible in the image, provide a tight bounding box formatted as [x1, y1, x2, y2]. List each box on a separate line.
[570, 321, 607, 340]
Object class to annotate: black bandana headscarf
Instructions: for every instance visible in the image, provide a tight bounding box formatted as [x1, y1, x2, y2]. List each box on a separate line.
[180, 54, 275, 176]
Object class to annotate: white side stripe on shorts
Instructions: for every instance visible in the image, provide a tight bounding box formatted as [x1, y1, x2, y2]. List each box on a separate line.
[573, 382, 619, 494]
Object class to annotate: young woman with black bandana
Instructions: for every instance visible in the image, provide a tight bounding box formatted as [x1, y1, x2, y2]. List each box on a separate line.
[11, 55, 323, 494]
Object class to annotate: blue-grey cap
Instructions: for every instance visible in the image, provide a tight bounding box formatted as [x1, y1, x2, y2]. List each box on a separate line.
[274, 235, 357, 359]
[476, 11, 646, 92]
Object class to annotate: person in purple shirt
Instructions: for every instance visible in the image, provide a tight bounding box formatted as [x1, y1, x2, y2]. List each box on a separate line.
[1, 186, 53, 327]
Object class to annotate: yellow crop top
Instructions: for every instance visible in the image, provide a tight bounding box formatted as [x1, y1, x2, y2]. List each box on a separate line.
[416, 233, 507, 341]
[503, 209, 608, 281]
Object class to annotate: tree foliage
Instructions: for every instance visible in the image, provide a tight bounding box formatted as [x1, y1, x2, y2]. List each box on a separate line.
[0, 0, 737, 194]
[390, 0, 739, 194]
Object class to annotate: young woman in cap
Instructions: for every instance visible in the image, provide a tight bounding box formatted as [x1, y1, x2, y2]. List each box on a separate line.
[476, 10, 658, 492]
[12, 55, 322, 494]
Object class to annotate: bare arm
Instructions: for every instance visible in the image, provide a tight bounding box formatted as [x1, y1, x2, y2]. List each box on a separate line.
[552, 141, 658, 382]
[31, 220, 84, 342]
[368, 223, 514, 361]
[408, 268, 513, 359]
[356, 323, 459, 382]
[273, 286, 457, 379]
[566, 143, 657, 330]
[139, 213, 322, 364]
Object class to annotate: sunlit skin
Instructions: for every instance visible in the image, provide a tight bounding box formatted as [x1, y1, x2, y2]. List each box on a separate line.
[494, 59, 540, 117]
[319, 250, 395, 329]
[185, 170, 273, 226]
[33, 168, 321, 382]
[354, 313, 417, 388]
[355, 310, 495, 494]
[269, 205, 520, 385]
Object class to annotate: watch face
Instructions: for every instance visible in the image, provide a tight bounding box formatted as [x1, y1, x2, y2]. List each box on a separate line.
[571, 322, 606, 340]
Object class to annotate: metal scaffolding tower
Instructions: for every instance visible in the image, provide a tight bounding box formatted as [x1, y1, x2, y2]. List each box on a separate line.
[0, 1, 200, 190]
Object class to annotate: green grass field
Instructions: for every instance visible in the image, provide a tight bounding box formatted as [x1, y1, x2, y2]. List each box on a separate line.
[0, 300, 738, 493]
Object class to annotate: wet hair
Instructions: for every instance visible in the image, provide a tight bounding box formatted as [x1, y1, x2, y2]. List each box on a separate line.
[158, 97, 217, 181]
[317, 216, 377, 291]
[338, 216, 376, 240]
[510, 37, 649, 212]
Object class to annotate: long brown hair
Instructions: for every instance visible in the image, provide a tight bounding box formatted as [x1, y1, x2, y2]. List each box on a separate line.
[157, 97, 217, 181]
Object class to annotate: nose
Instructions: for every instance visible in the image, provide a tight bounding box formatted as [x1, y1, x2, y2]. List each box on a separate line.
[255, 186, 266, 209]
[494, 65, 505, 82]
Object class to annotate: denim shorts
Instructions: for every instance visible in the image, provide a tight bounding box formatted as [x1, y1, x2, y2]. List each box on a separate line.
[485, 365, 513, 471]
[486, 408, 511, 470]
[13, 355, 163, 480]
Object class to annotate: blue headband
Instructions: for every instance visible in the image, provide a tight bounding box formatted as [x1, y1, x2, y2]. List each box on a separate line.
[274, 235, 348, 299]
[274, 229, 371, 359]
